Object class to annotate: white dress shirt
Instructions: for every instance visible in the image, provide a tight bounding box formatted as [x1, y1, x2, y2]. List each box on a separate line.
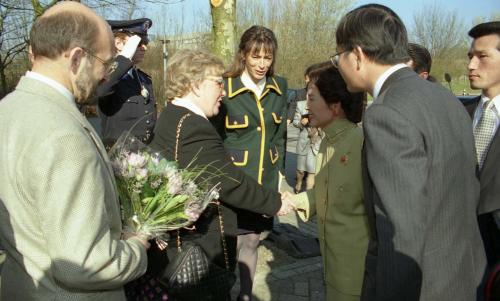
[372, 64, 407, 99]
[172, 96, 207, 120]
[25, 71, 74, 103]
[473, 94, 500, 135]
[241, 70, 266, 99]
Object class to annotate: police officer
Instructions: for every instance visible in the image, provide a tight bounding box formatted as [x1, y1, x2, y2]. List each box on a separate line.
[97, 18, 156, 149]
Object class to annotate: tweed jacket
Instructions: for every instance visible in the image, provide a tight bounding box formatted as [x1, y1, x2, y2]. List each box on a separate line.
[294, 119, 369, 296]
[361, 67, 486, 301]
[211, 75, 287, 232]
[0, 77, 147, 301]
[150, 104, 282, 270]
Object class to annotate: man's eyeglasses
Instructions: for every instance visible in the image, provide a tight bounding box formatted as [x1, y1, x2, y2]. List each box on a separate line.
[82, 48, 114, 74]
[330, 49, 350, 68]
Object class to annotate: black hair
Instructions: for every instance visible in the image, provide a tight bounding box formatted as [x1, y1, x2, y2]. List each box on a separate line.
[336, 3, 410, 65]
[408, 43, 432, 74]
[469, 21, 500, 50]
[312, 66, 365, 123]
[304, 61, 331, 77]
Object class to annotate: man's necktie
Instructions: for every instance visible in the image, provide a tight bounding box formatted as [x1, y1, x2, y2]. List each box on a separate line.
[474, 100, 496, 169]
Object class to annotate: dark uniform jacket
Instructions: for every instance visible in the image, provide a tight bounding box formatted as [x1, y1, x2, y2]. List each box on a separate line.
[212, 75, 288, 232]
[97, 55, 156, 149]
[150, 104, 282, 270]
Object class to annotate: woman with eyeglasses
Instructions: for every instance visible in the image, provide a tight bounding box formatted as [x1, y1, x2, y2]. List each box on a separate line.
[97, 18, 157, 150]
[128, 49, 292, 301]
[285, 65, 369, 301]
[210, 25, 288, 301]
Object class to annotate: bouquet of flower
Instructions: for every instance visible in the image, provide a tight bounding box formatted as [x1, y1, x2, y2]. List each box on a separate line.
[108, 134, 221, 240]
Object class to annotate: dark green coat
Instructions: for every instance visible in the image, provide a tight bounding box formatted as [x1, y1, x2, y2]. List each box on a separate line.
[213, 75, 288, 232]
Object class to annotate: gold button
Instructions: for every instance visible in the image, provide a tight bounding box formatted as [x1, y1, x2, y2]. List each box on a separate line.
[261, 108, 264, 112]
[233, 121, 237, 125]
[257, 126, 261, 131]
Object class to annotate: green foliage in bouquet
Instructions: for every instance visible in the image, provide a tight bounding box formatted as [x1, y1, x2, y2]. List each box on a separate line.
[108, 135, 222, 239]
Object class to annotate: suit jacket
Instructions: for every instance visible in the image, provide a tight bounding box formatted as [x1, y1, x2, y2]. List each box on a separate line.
[465, 96, 500, 215]
[0, 77, 147, 300]
[294, 119, 369, 296]
[150, 104, 281, 270]
[361, 68, 486, 301]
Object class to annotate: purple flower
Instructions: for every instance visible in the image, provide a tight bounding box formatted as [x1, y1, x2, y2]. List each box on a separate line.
[150, 178, 162, 189]
[185, 202, 202, 222]
[136, 168, 148, 180]
[127, 152, 147, 168]
[184, 181, 197, 195]
[167, 172, 183, 195]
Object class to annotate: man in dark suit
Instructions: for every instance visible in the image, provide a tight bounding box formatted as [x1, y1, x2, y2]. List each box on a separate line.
[465, 20, 500, 281]
[333, 4, 486, 301]
[406, 43, 434, 81]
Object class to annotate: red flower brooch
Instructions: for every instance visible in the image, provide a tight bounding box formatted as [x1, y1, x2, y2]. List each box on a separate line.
[340, 154, 349, 165]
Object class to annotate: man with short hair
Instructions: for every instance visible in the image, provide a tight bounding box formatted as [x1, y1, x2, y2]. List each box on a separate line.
[465, 20, 500, 270]
[0, 2, 148, 300]
[333, 4, 486, 300]
[407, 42, 432, 80]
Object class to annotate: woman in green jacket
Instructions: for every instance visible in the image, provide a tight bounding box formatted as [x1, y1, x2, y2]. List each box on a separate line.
[287, 66, 369, 301]
[212, 25, 288, 301]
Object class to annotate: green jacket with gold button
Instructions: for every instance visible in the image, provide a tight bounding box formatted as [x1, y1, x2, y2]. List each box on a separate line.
[213, 75, 288, 192]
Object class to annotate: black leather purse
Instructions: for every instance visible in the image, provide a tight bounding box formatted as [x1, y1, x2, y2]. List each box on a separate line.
[159, 113, 236, 300]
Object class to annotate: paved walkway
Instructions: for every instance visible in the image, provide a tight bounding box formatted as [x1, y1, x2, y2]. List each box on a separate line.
[236, 178, 325, 301]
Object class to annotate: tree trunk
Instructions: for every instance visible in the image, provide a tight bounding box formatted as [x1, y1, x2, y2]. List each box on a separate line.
[210, 0, 236, 67]
[0, 57, 8, 98]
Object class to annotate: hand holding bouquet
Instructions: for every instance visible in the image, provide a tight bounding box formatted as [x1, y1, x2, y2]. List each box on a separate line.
[108, 135, 221, 241]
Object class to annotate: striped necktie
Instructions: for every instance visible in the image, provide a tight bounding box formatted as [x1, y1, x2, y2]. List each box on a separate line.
[474, 100, 496, 169]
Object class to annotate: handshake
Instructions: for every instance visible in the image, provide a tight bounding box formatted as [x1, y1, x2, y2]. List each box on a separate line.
[276, 191, 299, 216]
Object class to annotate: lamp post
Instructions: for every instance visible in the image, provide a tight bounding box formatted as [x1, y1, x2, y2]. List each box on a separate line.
[160, 38, 170, 108]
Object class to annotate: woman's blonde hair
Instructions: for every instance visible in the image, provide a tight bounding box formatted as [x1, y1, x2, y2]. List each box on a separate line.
[166, 49, 225, 101]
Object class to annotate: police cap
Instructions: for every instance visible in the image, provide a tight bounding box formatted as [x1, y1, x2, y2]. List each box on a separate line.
[107, 18, 152, 44]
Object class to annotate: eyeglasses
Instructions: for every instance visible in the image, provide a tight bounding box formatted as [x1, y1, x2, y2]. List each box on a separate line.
[82, 48, 114, 74]
[330, 49, 350, 68]
[206, 78, 225, 89]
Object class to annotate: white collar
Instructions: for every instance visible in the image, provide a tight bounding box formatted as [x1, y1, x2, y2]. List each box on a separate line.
[372, 64, 407, 99]
[480, 94, 500, 110]
[171, 96, 207, 120]
[25, 71, 74, 103]
[477, 93, 500, 121]
[241, 70, 266, 98]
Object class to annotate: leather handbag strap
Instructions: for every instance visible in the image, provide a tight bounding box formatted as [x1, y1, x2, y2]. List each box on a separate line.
[173, 112, 230, 271]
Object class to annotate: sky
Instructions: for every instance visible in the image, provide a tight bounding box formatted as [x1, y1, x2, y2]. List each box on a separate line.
[355, 0, 499, 29]
[143, 0, 499, 36]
